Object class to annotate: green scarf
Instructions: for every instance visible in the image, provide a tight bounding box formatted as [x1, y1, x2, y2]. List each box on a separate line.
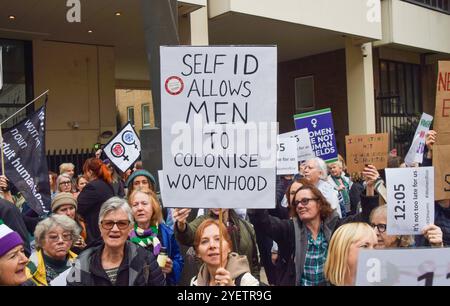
[129, 224, 161, 256]
[332, 175, 350, 205]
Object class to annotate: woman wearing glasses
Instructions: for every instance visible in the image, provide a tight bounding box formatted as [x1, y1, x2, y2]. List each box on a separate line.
[370, 205, 443, 248]
[25, 215, 79, 286]
[51, 192, 87, 253]
[56, 173, 73, 194]
[248, 176, 379, 286]
[67, 197, 166, 286]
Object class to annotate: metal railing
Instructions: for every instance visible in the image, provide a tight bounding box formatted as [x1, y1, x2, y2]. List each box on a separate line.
[375, 96, 420, 158]
[47, 148, 96, 175]
[402, 0, 450, 14]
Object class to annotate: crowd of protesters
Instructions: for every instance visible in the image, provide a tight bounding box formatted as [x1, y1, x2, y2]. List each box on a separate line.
[0, 130, 449, 286]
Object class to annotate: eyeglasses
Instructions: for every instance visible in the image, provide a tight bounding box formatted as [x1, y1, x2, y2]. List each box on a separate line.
[59, 181, 71, 186]
[293, 198, 318, 207]
[101, 220, 131, 230]
[371, 223, 387, 233]
[46, 233, 73, 243]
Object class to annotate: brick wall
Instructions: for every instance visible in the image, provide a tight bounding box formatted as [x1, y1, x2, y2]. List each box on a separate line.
[278, 49, 349, 156]
[116, 89, 155, 133]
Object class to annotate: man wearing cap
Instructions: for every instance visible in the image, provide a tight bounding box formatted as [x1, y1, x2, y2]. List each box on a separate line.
[0, 219, 30, 285]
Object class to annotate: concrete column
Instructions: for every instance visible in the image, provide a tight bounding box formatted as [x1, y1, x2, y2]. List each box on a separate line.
[190, 7, 209, 45]
[345, 38, 376, 134]
[179, 6, 209, 45]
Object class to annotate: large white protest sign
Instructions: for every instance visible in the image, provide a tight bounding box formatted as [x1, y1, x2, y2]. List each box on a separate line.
[404, 113, 433, 166]
[356, 248, 450, 286]
[279, 128, 315, 162]
[386, 167, 434, 235]
[160, 46, 277, 208]
[103, 122, 141, 173]
[276, 137, 297, 175]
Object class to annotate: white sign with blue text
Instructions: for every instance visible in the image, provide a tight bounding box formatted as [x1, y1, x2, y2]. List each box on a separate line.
[404, 113, 433, 166]
[276, 137, 298, 175]
[279, 128, 315, 162]
[386, 167, 434, 236]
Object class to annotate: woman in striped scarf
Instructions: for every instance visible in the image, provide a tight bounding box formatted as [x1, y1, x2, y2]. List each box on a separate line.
[128, 188, 184, 285]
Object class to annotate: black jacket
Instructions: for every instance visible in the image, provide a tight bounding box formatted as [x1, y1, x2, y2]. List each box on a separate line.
[0, 199, 31, 256]
[66, 241, 166, 286]
[249, 194, 378, 286]
[77, 179, 115, 245]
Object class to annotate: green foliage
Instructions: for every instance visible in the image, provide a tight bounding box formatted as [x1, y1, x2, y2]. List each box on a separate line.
[393, 116, 420, 155]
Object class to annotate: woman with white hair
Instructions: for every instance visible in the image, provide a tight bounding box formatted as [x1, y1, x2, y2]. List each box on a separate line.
[26, 214, 79, 286]
[67, 197, 166, 286]
[56, 173, 73, 194]
[327, 160, 352, 217]
[303, 157, 342, 217]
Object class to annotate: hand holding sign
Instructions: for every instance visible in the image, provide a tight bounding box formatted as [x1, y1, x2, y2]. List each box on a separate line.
[426, 130, 436, 152]
[362, 164, 380, 196]
[422, 224, 443, 247]
[386, 167, 435, 236]
[173, 208, 192, 232]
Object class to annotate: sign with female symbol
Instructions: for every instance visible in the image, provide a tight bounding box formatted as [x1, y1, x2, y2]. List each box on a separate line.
[122, 131, 138, 149]
[103, 122, 141, 172]
[293, 108, 338, 163]
[111, 142, 129, 161]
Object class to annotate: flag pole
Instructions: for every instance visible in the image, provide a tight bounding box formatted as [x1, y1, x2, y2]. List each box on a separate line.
[0, 90, 49, 126]
[219, 208, 223, 269]
[0, 126, 4, 176]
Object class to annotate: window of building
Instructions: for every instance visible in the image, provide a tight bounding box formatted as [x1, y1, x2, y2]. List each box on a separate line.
[142, 104, 150, 127]
[294, 76, 315, 113]
[127, 106, 135, 126]
[0, 39, 33, 128]
[403, 0, 449, 14]
[378, 60, 421, 116]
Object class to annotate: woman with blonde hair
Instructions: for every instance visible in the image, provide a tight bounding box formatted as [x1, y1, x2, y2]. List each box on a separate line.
[128, 188, 184, 285]
[59, 163, 75, 179]
[324, 222, 377, 286]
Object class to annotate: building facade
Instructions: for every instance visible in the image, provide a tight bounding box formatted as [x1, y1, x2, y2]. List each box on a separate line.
[0, 0, 449, 159]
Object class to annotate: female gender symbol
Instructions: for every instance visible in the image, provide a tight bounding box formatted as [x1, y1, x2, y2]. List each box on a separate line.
[122, 131, 138, 149]
[111, 142, 129, 161]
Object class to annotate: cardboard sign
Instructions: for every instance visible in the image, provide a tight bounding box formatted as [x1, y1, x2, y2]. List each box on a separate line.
[345, 133, 388, 174]
[276, 137, 298, 175]
[356, 248, 450, 286]
[293, 108, 338, 163]
[279, 128, 315, 162]
[103, 122, 141, 173]
[435, 61, 450, 145]
[160, 46, 277, 208]
[434, 61, 450, 201]
[433, 145, 450, 201]
[404, 113, 433, 166]
[386, 167, 434, 235]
